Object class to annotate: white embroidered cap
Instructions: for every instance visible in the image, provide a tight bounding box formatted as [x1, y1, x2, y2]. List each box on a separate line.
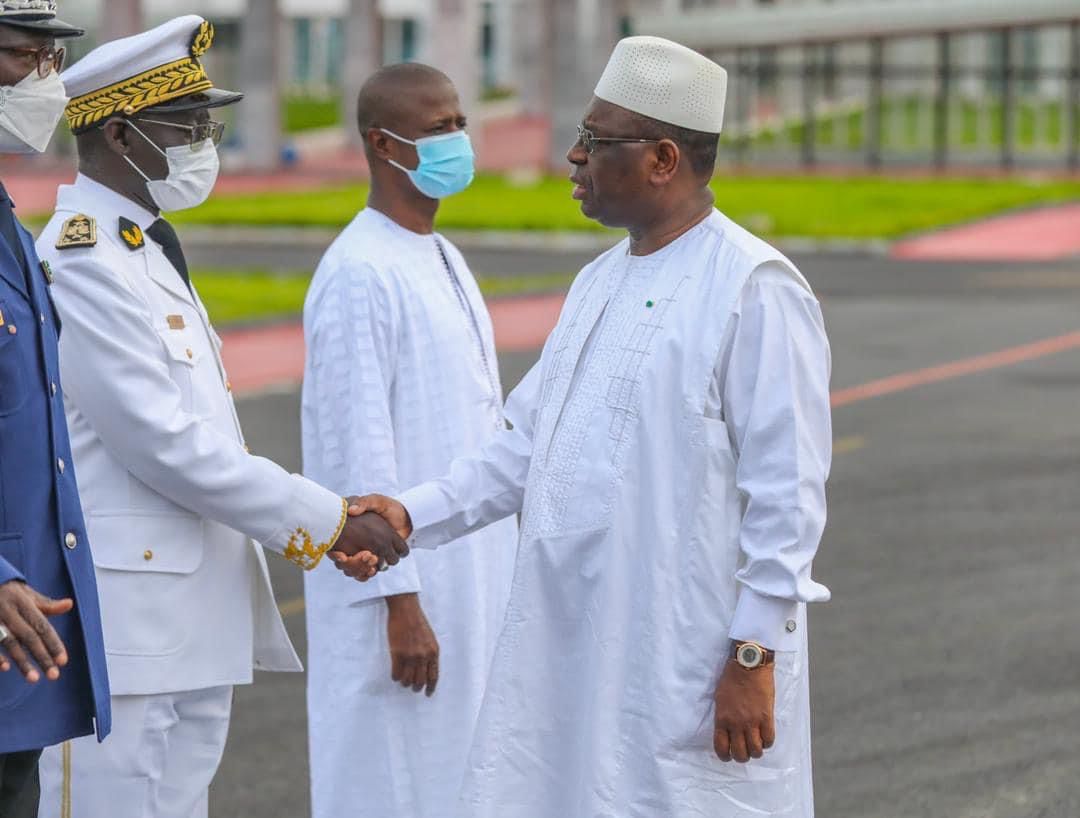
[594, 36, 727, 134]
[60, 15, 241, 133]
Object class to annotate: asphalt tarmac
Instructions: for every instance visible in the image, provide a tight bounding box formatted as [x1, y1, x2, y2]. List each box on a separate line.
[211, 251, 1080, 818]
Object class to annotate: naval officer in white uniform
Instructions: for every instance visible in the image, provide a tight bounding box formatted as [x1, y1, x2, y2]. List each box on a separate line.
[35, 16, 403, 818]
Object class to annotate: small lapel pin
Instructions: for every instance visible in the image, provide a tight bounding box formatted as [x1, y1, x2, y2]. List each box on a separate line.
[166, 314, 186, 330]
[119, 218, 145, 251]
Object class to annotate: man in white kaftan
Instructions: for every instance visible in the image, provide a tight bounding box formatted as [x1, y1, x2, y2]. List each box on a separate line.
[301, 64, 517, 818]
[345, 38, 832, 817]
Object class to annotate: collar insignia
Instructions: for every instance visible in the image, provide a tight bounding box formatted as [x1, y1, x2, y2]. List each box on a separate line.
[55, 214, 97, 250]
[119, 218, 145, 250]
[40, 260, 54, 285]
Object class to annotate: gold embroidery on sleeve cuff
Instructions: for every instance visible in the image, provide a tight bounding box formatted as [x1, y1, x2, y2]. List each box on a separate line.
[283, 498, 349, 570]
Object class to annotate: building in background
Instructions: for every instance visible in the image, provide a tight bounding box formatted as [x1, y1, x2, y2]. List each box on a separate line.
[58, 0, 1080, 171]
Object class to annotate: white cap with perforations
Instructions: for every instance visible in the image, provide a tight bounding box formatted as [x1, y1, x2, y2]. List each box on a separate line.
[594, 35, 727, 135]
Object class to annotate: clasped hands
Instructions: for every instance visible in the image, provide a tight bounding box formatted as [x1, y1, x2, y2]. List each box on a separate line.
[327, 495, 414, 581]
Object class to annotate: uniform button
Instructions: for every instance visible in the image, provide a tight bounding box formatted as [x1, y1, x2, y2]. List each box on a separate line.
[7, 325, 15, 335]
[785, 620, 798, 633]
[65, 532, 77, 549]
[50, 382, 57, 396]
[39, 313, 45, 325]
[143, 550, 154, 561]
[225, 381, 232, 393]
[185, 348, 193, 359]
[57, 458, 65, 474]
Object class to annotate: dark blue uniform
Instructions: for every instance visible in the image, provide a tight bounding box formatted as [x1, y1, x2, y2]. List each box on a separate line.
[0, 184, 110, 755]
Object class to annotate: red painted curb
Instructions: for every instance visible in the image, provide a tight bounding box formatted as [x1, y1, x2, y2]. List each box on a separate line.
[891, 203, 1080, 262]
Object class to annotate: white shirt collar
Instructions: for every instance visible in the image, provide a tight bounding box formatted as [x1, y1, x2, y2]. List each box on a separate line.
[56, 173, 158, 231]
[359, 207, 442, 248]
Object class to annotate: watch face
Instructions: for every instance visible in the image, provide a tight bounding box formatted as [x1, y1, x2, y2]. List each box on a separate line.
[737, 644, 763, 668]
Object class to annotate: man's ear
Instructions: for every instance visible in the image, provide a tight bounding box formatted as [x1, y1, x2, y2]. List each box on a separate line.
[367, 127, 394, 161]
[649, 138, 681, 186]
[102, 118, 132, 157]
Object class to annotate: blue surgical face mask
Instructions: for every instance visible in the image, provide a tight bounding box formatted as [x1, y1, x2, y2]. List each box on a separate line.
[381, 128, 475, 199]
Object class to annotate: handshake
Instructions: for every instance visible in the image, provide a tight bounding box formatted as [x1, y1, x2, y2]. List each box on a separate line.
[326, 495, 414, 581]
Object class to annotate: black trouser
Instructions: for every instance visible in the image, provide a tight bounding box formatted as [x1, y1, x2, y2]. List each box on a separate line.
[0, 750, 41, 818]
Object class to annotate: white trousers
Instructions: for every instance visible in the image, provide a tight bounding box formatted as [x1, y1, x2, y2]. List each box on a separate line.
[37, 686, 233, 818]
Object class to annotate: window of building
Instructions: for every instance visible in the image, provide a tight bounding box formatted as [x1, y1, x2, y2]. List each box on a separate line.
[293, 18, 312, 84]
[327, 17, 344, 85]
[402, 18, 417, 61]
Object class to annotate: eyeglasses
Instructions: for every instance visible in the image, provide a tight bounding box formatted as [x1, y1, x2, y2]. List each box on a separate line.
[575, 124, 661, 155]
[0, 44, 65, 78]
[132, 118, 225, 150]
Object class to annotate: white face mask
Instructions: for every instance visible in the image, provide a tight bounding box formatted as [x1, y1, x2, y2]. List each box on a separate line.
[0, 68, 69, 154]
[124, 121, 220, 212]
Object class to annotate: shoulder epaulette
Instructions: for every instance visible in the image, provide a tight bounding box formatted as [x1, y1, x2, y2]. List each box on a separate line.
[119, 217, 145, 250]
[55, 214, 97, 250]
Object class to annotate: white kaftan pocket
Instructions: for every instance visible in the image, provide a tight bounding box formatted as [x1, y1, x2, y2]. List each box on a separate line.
[663, 650, 808, 818]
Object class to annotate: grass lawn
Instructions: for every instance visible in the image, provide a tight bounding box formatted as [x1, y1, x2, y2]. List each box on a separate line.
[193, 270, 313, 325]
[173, 173, 1080, 240]
[193, 269, 576, 327]
[735, 98, 1077, 154]
[283, 94, 341, 133]
[175, 175, 607, 233]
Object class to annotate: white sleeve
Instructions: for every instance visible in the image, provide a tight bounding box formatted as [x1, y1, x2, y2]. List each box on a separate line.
[397, 359, 540, 549]
[303, 262, 421, 602]
[53, 251, 346, 569]
[720, 262, 833, 652]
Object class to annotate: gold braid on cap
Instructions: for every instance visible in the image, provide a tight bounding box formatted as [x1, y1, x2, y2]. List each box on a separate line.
[2, 1, 59, 13]
[65, 21, 216, 133]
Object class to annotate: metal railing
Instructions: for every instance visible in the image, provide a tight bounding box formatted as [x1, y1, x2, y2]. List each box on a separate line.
[636, 0, 1080, 170]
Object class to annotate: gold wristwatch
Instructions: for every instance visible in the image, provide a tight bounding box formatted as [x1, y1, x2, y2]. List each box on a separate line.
[730, 640, 776, 670]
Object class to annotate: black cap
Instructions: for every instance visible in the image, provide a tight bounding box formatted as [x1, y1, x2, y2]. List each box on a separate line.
[0, 1, 83, 38]
[142, 88, 244, 116]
